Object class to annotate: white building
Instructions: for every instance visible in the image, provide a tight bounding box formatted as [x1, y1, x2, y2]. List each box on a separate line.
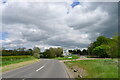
[63, 48, 69, 56]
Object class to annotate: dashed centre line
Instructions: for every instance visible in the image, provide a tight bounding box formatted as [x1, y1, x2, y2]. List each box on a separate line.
[36, 65, 45, 72]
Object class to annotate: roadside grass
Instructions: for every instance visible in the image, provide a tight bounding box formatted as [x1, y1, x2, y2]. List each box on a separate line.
[1, 59, 40, 72]
[53, 55, 79, 60]
[65, 59, 118, 78]
[0, 56, 37, 66]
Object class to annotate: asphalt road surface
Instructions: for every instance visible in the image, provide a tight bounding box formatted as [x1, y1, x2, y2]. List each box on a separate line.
[2, 59, 70, 79]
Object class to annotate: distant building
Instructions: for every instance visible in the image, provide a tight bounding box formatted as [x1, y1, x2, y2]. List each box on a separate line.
[63, 49, 69, 56]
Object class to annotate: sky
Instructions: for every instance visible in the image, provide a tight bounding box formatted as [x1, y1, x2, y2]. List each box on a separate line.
[0, 1, 118, 51]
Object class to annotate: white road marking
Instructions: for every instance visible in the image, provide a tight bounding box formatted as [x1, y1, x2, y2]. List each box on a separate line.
[36, 65, 45, 72]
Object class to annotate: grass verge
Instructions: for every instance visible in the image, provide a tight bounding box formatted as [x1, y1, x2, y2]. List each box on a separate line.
[65, 59, 118, 78]
[1, 59, 40, 72]
[1, 56, 37, 66]
[0, 56, 40, 72]
[54, 55, 79, 60]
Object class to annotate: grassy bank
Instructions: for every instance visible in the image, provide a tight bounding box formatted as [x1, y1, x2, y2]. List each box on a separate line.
[1, 59, 40, 72]
[65, 59, 118, 78]
[53, 55, 79, 60]
[1, 56, 37, 66]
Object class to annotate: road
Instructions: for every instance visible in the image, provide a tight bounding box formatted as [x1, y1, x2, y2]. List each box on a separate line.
[2, 59, 70, 79]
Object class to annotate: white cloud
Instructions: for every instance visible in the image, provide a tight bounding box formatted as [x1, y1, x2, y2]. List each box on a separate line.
[1, 2, 118, 50]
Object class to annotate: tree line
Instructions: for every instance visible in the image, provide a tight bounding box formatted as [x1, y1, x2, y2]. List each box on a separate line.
[1, 47, 41, 59]
[68, 49, 88, 55]
[1, 47, 63, 58]
[88, 36, 119, 58]
[69, 35, 119, 58]
[1, 35, 119, 58]
[40, 47, 63, 58]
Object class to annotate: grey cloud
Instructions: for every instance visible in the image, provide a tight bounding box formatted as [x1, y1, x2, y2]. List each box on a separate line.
[2, 2, 118, 49]
[66, 2, 118, 39]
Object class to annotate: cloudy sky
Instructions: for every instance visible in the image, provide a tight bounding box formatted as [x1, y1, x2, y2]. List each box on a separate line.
[0, 1, 118, 51]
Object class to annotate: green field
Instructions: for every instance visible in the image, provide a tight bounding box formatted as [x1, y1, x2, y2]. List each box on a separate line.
[65, 59, 118, 78]
[53, 55, 79, 60]
[0, 56, 36, 66]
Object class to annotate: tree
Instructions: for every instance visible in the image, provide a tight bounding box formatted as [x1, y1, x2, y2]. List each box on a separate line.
[26, 49, 33, 56]
[82, 49, 88, 55]
[96, 36, 108, 45]
[107, 36, 119, 58]
[69, 50, 73, 54]
[88, 36, 111, 56]
[55, 48, 63, 57]
[42, 47, 63, 58]
[49, 48, 56, 58]
[87, 35, 120, 58]
[92, 45, 109, 58]
[77, 49, 81, 55]
[73, 50, 77, 54]
[33, 47, 40, 58]
[42, 49, 50, 58]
